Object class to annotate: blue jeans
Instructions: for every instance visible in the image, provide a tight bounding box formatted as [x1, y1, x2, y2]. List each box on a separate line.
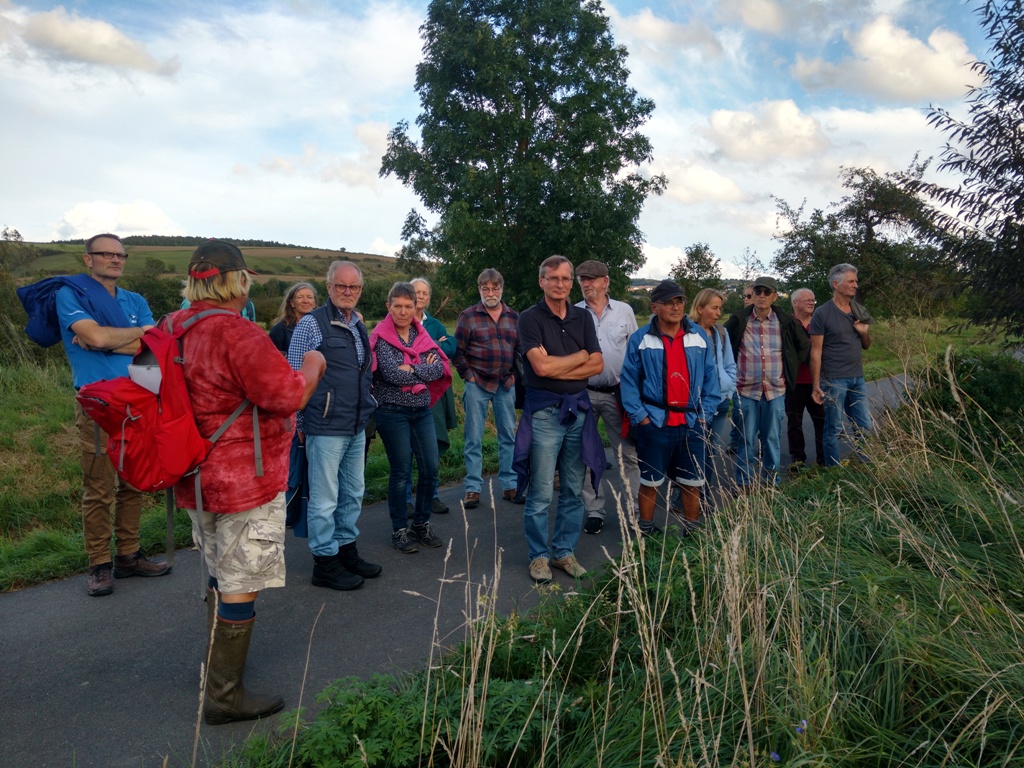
[708, 397, 732, 454]
[821, 377, 873, 466]
[523, 405, 586, 562]
[735, 394, 786, 486]
[305, 431, 366, 557]
[375, 404, 439, 531]
[463, 381, 517, 493]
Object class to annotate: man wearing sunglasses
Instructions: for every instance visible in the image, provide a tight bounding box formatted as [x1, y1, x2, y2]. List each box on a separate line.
[724, 276, 809, 489]
[54, 233, 170, 596]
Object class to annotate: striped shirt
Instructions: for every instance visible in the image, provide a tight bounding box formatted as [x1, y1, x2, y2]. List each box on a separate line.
[736, 310, 785, 401]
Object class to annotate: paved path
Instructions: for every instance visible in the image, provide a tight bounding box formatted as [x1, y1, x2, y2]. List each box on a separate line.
[0, 377, 905, 768]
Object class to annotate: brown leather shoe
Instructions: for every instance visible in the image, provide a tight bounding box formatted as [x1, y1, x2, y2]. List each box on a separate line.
[113, 550, 172, 579]
[463, 492, 480, 509]
[87, 562, 114, 597]
[502, 489, 525, 504]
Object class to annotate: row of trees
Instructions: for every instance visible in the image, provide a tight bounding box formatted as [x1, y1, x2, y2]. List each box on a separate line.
[380, 0, 1022, 337]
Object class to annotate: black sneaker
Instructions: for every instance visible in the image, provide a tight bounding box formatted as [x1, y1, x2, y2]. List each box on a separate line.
[583, 516, 603, 535]
[391, 528, 419, 554]
[411, 523, 442, 548]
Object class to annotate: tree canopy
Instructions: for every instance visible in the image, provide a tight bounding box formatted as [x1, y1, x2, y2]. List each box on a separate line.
[772, 163, 955, 316]
[669, 243, 723, 305]
[380, 0, 666, 310]
[911, 0, 1024, 337]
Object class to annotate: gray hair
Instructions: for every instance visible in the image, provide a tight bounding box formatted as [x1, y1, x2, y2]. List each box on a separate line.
[411, 277, 432, 294]
[477, 268, 503, 288]
[828, 263, 857, 289]
[327, 260, 362, 284]
[387, 281, 417, 305]
[539, 255, 572, 279]
[790, 287, 814, 303]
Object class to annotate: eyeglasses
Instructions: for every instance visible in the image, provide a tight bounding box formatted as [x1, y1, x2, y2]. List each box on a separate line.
[330, 283, 362, 293]
[752, 286, 774, 296]
[479, 285, 502, 294]
[88, 251, 128, 261]
[543, 276, 573, 284]
[798, 297, 817, 303]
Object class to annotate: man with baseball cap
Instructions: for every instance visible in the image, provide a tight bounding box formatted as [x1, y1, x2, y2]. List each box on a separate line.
[724, 275, 809, 489]
[620, 280, 720, 534]
[52, 233, 168, 597]
[574, 259, 639, 534]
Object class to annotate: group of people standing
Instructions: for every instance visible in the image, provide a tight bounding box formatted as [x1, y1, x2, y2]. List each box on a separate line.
[41, 235, 873, 726]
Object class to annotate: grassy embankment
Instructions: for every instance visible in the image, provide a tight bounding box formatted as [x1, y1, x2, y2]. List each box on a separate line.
[214, 326, 1024, 767]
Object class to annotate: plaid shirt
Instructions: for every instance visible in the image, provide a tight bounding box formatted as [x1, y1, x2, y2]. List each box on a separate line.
[453, 301, 519, 393]
[736, 309, 786, 401]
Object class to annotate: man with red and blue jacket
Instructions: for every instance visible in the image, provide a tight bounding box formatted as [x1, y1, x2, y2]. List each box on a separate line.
[620, 280, 721, 535]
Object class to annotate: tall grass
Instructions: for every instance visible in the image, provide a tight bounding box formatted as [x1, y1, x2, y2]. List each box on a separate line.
[225, 349, 1024, 767]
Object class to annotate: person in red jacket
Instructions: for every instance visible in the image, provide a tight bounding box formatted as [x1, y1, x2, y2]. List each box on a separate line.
[169, 240, 325, 726]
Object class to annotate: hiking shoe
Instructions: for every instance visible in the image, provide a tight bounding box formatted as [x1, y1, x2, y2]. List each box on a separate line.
[431, 497, 450, 514]
[551, 554, 587, 578]
[87, 562, 114, 596]
[583, 516, 603, 535]
[410, 523, 442, 549]
[463, 492, 480, 509]
[113, 550, 171, 579]
[312, 554, 364, 591]
[502, 489, 525, 504]
[639, 522, 663, 538]
[391, 528, 419, 554]
[529, 557, 552, 583]
[337, 542, 382, 579]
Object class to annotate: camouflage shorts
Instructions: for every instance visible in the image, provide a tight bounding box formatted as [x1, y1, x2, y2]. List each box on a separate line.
[187, 493, 286, 594]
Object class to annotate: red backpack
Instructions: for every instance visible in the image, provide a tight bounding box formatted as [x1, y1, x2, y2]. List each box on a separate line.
[76, 309, 258, 501]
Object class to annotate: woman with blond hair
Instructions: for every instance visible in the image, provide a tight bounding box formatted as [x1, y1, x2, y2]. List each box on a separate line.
[268, 282, 317, 355]
[690, 288, 736, 453]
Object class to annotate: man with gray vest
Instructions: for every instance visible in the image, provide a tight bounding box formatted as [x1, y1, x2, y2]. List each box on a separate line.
[288, 260, 380, 591]
[574, 259, 639, 534]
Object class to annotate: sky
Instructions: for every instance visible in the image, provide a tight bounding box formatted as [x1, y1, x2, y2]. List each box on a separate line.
[0, 0, 987, 279]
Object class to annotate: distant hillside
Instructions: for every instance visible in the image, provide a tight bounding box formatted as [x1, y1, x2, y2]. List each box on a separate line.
[17, 241, 399, 282]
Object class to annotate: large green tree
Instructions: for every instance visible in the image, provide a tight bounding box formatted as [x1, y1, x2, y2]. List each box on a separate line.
[911, 0, 1024, 337]
[772, 163, 955, 316]
[380, 0, 666, 309]
[669, 242, 723, 305]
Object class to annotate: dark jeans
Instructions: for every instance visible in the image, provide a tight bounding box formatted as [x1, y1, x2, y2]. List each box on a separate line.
[375, 404, 439, 531]
[785, 382, 825, 465]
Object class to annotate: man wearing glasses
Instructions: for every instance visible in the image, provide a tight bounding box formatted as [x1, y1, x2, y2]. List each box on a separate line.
[786, 288, 824, 470]
[288, 261, 380, 591]
[573, 259, 639, 535]
[452, 269, 520, 509]
[55, 233, 170, 596]
[724, 276, 809, 489]
[513, 256, 604, 583]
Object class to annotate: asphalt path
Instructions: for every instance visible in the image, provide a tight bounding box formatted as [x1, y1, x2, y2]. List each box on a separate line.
[0, 376, 905, 768]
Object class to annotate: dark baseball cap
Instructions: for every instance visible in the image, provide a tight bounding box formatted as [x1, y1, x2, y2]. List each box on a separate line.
[752, 275, 778, 292]
[650, 280, 684, 304]
[575, 259, 609, 278]
[188, 240, 258, 280]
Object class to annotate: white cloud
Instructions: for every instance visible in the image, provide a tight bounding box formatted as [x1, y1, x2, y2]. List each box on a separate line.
[658, 159, 747, 204]
[10, 7, 180, 74]
[608, 5, 722, 63]
[721, 0, 786, 34]
[47, 201, 186, 240]
[370, 236, 400, 258]
[703, 100, 829, 163]
[792, 15, 980, 102]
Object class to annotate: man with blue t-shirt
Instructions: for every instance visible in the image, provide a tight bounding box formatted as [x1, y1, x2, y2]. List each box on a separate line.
[56, 233, 171, 597]
[810, 263, 874, 466]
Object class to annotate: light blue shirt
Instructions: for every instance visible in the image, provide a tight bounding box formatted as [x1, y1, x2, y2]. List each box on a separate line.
[56, 284, 154, 389]
[575, 297, 637, 387]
